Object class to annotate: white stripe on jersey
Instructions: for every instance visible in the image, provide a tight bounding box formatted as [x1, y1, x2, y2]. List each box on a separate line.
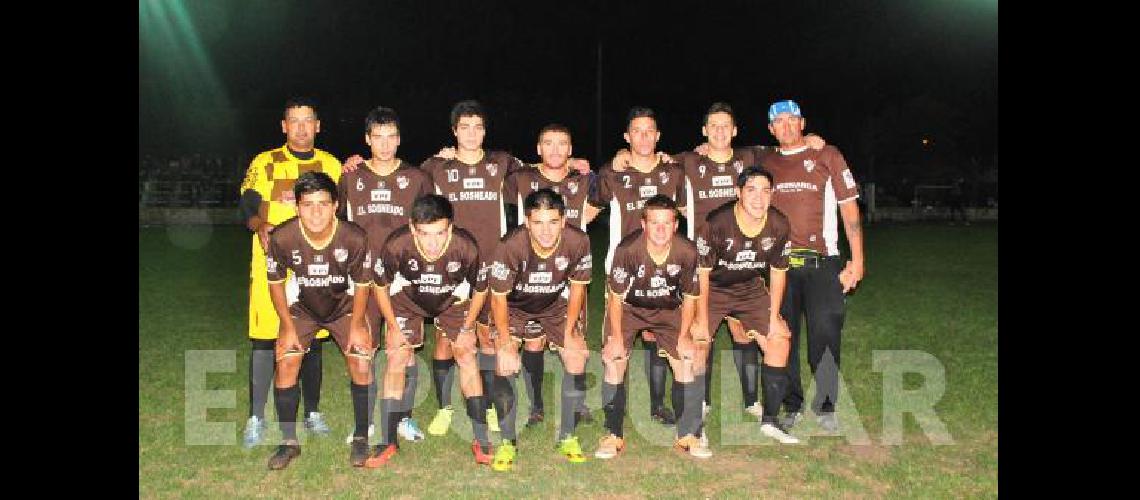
[824, 177, 840, 256]
[577, 199, 588, 231]
[499, 184, 507, 237]
[517, 193, 524, 228]
[606, 198, 621, 272]
[684, 175, 695, 239]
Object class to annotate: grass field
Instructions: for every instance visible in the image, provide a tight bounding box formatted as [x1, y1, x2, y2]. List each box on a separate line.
[139, 221, 997, 498]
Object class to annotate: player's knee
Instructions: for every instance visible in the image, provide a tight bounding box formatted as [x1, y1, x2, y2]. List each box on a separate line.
[523, 338, 544, 352]
[453, 347, 477, 368]
[385, 350, 410, 373]
[348, 358, 372, 381]
[277, 356, 302, 373]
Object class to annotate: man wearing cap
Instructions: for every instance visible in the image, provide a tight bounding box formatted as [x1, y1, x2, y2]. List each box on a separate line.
[763, 99, 865, 434]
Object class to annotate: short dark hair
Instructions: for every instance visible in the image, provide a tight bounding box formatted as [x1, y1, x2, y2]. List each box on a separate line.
[641, 194, 678, 220]
[410, 194, 454, 225]
[704, 102, 735, 124]
[284, 96, 319, 119]
[364, 106, 400, 134]
[626, 106, 656, 129]
[294, 171, 338, 202]
[524, 188, 566, 216]
[450, 100, 487, 130]
[537, 123, 571, 143]
[735, 165, 775, 189]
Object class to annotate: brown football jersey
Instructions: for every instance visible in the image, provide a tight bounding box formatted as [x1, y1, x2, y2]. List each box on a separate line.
[589, 158, 688, 268]
[673, 148, 766, 236]
[488, 224, 592, 314]
[762, 145, 859, 256]
[374, 225, 487, 318]
[607, 230, 700, 310]
[696, 203, 791, 288]
[266, 218, 372, 322]
[336, 160, 433, 254]
[503, 167, 591, 231]
[420, 151, 525, 259]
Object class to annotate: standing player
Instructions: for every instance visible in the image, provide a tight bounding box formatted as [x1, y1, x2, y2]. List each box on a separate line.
[693, 166, 800, 444]
[595, 195, 710, 459]
[263, 172, 374, 470]
[238, 97, 338, 448]
[363, 194, 496, 467]
[588, 107, 689, 426]
[501, 124, 597, 428]
[417, 100, 526, 435]
[336, 106, 432, 444]
[486, 189, 593, 471]
[764, 100, 865, 434]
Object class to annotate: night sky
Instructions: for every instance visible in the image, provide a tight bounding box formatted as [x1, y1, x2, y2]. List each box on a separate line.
[139, 0, 997, 183]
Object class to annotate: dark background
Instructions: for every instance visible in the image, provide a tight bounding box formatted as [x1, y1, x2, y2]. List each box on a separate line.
[139, 0, 997, 199]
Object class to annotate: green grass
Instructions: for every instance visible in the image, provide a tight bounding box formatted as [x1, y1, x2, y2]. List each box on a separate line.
[139, 221, 997, 498]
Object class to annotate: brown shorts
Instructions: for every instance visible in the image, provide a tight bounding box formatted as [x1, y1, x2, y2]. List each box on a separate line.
[291, 306, 374, 354]
[389, 293, 469, 346]
[604, 304, 686, 361]
[708, 280, 771, 339]
[503, 298, 586, 350]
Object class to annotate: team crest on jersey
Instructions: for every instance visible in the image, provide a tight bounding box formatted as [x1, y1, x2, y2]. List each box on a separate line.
[612, 267, 628, 283]
[568, 181, 578, 195]
[334, 248, 348, 263]
[696, 236, 710, 256]
[537, 262, 547, 271]
[555, 256, 569, 271]
[761, 237, 774, 252]
[659, 171, 670, 184]
[491, 262, 510, 281]
[666, 264, 681, 276]
[397, 176, 409, 189]
[804, 159, 815, 173]
[374, 258, 384, 275]
[447, 261, 461, 273]
[486, 163, 497, 177]
[716, 164, 725, 173]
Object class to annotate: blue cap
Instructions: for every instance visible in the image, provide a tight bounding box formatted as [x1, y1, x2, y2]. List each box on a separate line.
[767, 100, 802, 122]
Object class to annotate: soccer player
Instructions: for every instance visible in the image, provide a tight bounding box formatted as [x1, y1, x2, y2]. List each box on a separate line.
[486, 189, 593, 470]
[501, 124, 596, 428]
[595, 195, 710, 460]
[693, 166, 799, 444]
[763, 100, 865, 434]
[263, 172, 374, 470]
[238, 97, 340, 448]
[588, 107, 689, 426]
[363, 194, 495, 467]
[336, 106, 432, 444]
